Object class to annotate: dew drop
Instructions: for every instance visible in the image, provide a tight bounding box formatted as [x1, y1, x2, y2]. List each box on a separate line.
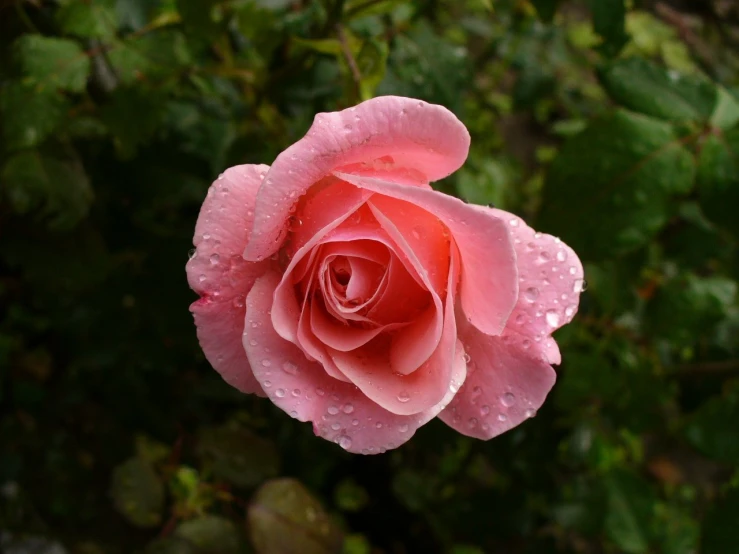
[525, 408, 537, 418]
[545, 310, 560, 328]
[292, 388, 301, 397]
[509, 218, 519, 227]
[282, 361, 299, 375]
[263, 380, 272, 388]
[399, 424, 409, 433]
[290, 410, 298, 418]
[397, 391, 410, 403]
[249, 339, 257, 346]
[497, 413, 508, 422]
[339, 436, 353, 450]
[316, 388, 325, 396]
[275, 388, 285, 398]
[331, 422, 341, 430]
[565, 305, 576, 318]
[538, 251, 551, 262]
[261, 359, 272, 367]
[467, 417, 478, 429]
[463, 352, 471, 364]
[198, 274, 206, 283]
[411, 226, 422, 240]
[569, 266, 577, 275]
[573, 279, 587, 293]
[523, 287, 539, 302]
[352, 419, 359, 426]
[472, 385, 482, 395]
[500, 392, 515, 407]
[515, 314, 526, 325]
[376, 422, 383, 429]
[342, 403, 354, 414]
[556, 250, 567, 262]
[187, 248, 196, 260]
[480, 405, 490, 416]
[327, 405, 339, 415]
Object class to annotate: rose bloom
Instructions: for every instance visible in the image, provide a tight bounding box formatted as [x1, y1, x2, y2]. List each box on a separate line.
[186, 96, 584, 454]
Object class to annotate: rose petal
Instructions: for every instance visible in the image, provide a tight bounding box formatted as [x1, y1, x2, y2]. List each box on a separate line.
[438, 316, 556, 440]
[244, 271, 466, 454]
[271, 182, 369, 344]
[329, 246, 463, 415]
[497, 212, 585, 365]
[335, 173, 518, 336]
[186, 164, 270, 395]
[245, 96, 470, 261]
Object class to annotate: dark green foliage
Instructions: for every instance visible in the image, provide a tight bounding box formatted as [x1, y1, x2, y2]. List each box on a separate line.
[1, 1, 739, 554]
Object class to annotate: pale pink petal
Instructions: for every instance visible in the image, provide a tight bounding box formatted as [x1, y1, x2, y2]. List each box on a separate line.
[497, 212, 585, 365]
[336, 173, 518, 336]
[329, 247, 462, 415]
[244, 271, 466, 454]
[271, 182, 369, 344]
[186, 164, 270, 395]
[245, 96, 470, 261]
[368, 194, 450, 295]
[438, 316, 556, 440]
[310, 296, 401, 351]
[366, 203, 443, 375]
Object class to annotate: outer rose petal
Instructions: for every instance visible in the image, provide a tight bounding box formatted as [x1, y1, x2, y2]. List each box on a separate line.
[336, 173, 518, 336]
[245, 96, 470, 262]
[497, 211, 585, 365]
[186, 164, 270, 395]
[244, 271, 466, 454]
[438, 316, 556, 440]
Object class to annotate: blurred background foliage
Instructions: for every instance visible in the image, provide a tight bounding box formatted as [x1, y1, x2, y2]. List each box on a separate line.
[1, 0, 739, 552]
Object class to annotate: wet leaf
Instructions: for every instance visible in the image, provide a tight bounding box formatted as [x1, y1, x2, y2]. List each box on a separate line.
[248, 478, 343, 554]
[110, 457, 165, 528]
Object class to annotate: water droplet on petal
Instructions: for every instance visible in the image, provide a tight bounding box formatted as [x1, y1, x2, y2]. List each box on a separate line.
[351, 419, 359, 426]
[467, 418, 478, 429]
[327, 405, 339, 415]
[198, 274, 206, 283]
[523, 287, 539, 302]
[509, 218, 519, 227]
[500, 392, 515, 407]
[397, 391, 410, 403]
[556, 250, 567, 262]
[497, 413, 508, 422]
[275, 388, 285, 398]
[209, 253, 220, 265]
[263, 380, 272, 388]
[342, 403, 354, 414]
[525, 408, 537, 418]
[292, 388, 301, 397]
[376, 422, 383, 429]
[480, 405, 490, 416]
[261, 359, 271, 367]
[339, 436, 353, 450]
[331, 422, 341, 431]
[545, 310, 560, 328]
[316, 388, 325, 396]
[399, 424, 409, 433]
[282, 361, 299, 375]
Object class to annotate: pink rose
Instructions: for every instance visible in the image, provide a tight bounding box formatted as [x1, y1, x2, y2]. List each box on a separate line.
[186, 96, 583, 454]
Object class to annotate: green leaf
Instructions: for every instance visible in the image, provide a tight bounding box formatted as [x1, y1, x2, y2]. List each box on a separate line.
[248, 478, 344, 554]
[174, 515, 241, 554]
[175, 0, 220, 39]
[598, 58, 717, 123]
[0, 81, 69, 151]
[589, 0, 629, 57]
[1, 147, 93, 229]
[702, 487, 739, 554]
[645, 274, 737, 343]
[356, 39, 388, 101]
[710, 87, 739, 130]
[696, 130, 739, 238]
[196, 425, 280, 488]
[100, 87, 164, 158]
[14, 35, 91, 92]
[685, 382, 739, 464]
[538, 109, 695, 260]
[145, 538, 196, 554]
[107, 30, 191, 85]
[110, 457, 165, 528]
[531, 0, 560, 22]
[57, 0, 119, 39]
[604, 470, 656, 553]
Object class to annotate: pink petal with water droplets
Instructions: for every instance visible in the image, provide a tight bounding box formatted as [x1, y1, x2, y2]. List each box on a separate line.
[245, 96, 470, 262]
[336, 173, 518, 336]
[496, 211, 585, 365]
[438, 316, 556, 440]
[186, 164, 270, 396]
[244, 271, 466, 454]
